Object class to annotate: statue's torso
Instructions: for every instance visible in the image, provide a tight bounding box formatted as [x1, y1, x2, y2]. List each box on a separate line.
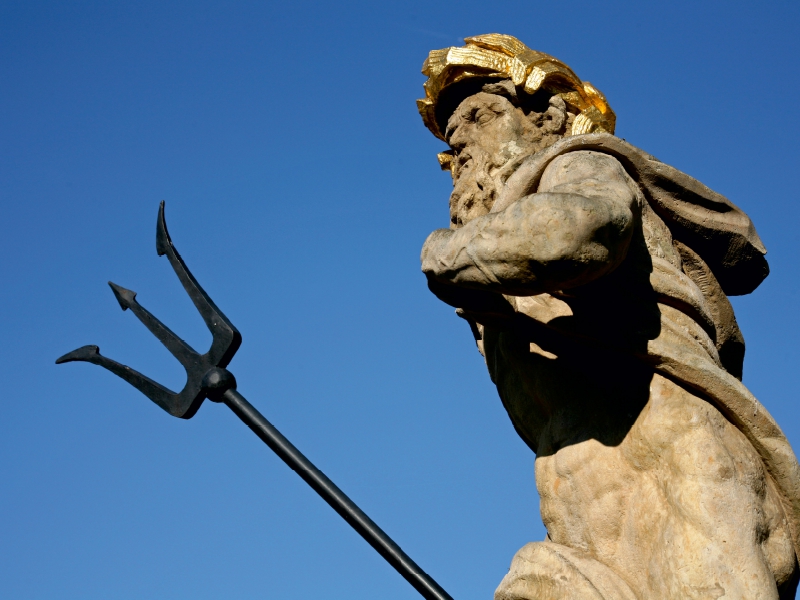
[477, 195, 797, 598]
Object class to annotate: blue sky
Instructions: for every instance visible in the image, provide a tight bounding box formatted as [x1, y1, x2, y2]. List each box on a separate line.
[2, 1, 799, 598]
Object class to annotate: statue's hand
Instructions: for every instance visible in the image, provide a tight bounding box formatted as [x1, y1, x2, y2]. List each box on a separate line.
[425, 272, 516, 326]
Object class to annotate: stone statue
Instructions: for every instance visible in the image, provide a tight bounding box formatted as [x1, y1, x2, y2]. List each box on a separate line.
[417, 34, 800, 599]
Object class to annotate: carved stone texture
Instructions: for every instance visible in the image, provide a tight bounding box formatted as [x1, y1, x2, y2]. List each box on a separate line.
[418, 34, 800, 599]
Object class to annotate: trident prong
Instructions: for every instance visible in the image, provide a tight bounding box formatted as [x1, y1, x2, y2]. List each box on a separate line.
[56, 201, 241, 419]
[56, 202, 454, 600]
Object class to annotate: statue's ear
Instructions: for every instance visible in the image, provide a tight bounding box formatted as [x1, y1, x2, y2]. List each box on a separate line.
[543, 95, 567, 133]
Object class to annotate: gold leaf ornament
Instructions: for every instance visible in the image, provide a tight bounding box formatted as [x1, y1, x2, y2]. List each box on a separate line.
[417, 34, 616, 142]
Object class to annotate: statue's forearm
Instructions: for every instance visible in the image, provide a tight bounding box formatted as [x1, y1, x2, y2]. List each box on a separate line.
[421, 192, 634, 296]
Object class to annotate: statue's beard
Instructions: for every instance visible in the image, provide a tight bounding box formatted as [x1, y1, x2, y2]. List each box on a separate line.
[449, 149, 526, 228]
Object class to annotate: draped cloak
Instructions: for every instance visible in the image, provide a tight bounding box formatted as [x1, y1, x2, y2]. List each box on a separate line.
[485, 133, 800, 564]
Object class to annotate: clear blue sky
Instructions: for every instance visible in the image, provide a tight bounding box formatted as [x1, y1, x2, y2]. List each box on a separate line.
[2, 1, 799, 598]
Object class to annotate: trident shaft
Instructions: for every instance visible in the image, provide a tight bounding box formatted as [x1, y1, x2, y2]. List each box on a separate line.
[57, 202, 453, 600]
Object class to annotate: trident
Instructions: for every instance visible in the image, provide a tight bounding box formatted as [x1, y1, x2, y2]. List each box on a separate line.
[57, 202, 453, 600]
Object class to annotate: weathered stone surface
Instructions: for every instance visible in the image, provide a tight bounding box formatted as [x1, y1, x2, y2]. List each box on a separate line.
[418, 35, 800, 599]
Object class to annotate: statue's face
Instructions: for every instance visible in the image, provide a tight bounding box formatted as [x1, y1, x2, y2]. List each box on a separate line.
[446, 93, 533, 165]
[445, 91, 566, 228]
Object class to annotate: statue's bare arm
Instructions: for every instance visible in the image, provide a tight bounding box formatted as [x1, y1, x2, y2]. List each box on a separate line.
[421, 151, 638, 303]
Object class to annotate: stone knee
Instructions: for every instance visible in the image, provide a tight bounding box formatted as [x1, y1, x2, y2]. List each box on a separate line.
[495, 542, 638, 600]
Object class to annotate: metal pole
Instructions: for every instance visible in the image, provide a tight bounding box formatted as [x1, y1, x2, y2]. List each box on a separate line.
[222, 388, 454, 600]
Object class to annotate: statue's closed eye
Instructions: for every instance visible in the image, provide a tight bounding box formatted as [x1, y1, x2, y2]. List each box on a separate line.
[476, 109, 496, 125]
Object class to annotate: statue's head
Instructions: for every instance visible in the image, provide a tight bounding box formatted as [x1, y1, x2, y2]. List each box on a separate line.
[418, 34, 615, 227]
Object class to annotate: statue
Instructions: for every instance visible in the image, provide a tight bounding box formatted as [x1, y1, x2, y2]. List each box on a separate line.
[417, 34, 800, 599]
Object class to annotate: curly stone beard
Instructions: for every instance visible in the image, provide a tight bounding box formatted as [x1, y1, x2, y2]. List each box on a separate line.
[449, 148, 526, 228]
[445, 87, 572, 228]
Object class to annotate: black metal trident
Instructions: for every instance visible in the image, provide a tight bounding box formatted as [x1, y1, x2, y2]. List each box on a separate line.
[56, 202, 453, 600]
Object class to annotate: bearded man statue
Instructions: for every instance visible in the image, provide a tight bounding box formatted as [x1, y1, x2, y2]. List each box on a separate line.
[417, 34, 800, 599]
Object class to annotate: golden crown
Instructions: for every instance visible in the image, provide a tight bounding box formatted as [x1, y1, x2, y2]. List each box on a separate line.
[417, 34, 616, 142]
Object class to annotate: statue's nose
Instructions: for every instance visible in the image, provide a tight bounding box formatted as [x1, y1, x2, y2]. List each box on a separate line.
[446, 125, 468, 150]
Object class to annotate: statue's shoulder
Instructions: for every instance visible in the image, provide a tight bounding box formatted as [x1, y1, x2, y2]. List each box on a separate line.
[501, 134, 769, 297]
[537, 149, 640, 201]
[498, 134, 639, 212]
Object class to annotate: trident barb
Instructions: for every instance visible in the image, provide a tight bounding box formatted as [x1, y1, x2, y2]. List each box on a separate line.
[56, 202, 453, 600]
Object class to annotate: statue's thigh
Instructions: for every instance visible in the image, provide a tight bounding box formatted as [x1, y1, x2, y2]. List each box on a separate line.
[494, 542, 638, 600]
